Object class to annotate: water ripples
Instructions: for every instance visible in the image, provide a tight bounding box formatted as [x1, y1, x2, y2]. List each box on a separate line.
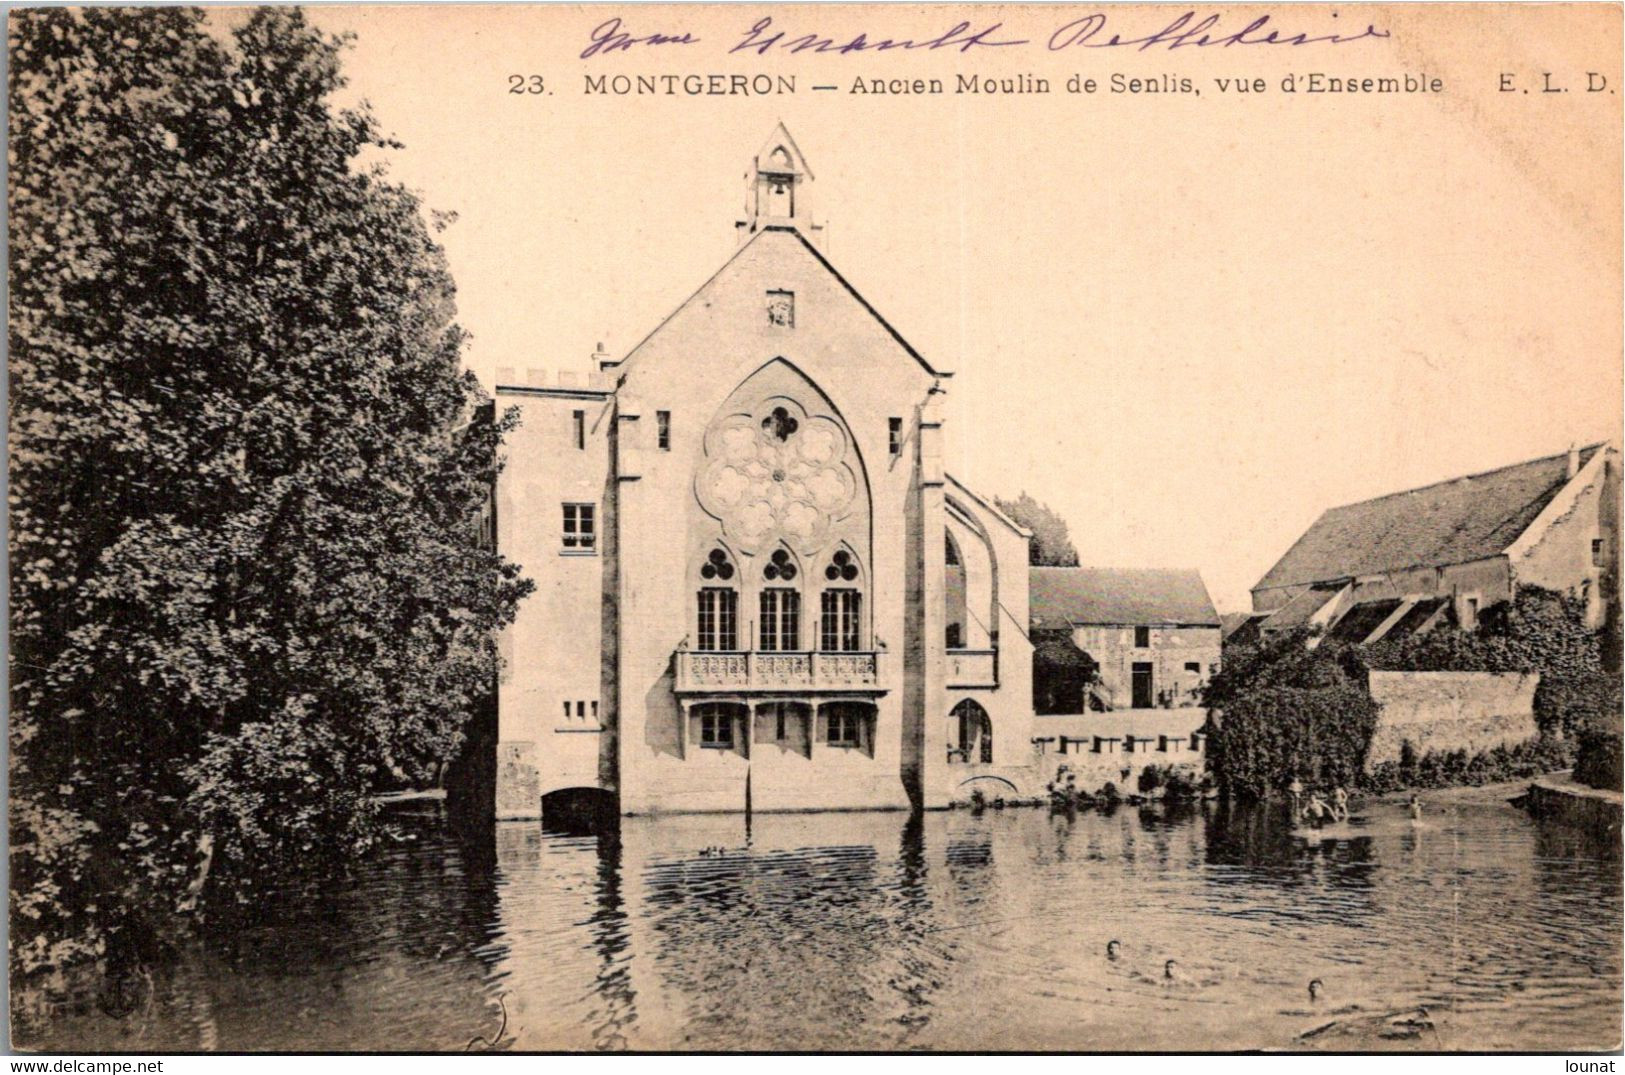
[14, 797, 1620, 1052]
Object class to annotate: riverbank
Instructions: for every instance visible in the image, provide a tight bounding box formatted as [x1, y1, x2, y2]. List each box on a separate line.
[1522, 771, 1623, 843]
[1363, 774, 1559, 810]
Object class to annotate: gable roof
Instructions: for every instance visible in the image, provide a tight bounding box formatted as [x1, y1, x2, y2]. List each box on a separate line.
[1030, 567, 1221, 629]
[756, 122, 813, 179]
[1255, 444, 1607, 592]
[617, 226, 948, 382]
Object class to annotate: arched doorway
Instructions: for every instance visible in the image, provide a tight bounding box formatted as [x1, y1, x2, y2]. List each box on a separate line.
[949, 699, 993, 765]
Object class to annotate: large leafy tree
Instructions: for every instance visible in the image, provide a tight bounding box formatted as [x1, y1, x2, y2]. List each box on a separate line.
[9, 8, 531, 982]
[994, 492, 1080, 567]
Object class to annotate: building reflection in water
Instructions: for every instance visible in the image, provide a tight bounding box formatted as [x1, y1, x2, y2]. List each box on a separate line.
[27, 797, 1614, 1054]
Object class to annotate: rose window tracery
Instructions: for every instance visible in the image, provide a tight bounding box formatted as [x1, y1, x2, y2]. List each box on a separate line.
[698, 396, 858, 555]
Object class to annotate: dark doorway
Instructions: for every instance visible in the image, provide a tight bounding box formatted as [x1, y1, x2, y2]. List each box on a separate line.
[1131, 663, 1154, 709]
[541, 787, 618, 835]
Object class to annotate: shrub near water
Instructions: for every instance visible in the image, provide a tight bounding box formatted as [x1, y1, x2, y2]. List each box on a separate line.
[1362, 736, 1573, 793]
[1574, 725, 1623, 792]
[1204, 627, 1377, 800]
[1207, 686, 1379, 801]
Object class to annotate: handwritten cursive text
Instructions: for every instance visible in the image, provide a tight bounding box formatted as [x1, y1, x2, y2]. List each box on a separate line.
[1049, 11, 1390, 51]
[580, 18, 699, 60]
[730, 17, 1029, 56]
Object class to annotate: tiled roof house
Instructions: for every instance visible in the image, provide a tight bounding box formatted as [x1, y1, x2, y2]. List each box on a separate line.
[1249, 442, 1619, 645]
[1031, 567, 1221, 712]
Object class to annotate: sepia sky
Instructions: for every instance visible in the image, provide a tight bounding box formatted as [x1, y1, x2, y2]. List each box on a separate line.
[291, 4, 1621, 611]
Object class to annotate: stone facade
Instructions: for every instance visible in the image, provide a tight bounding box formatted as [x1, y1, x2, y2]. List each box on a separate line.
[1364, 670, 1540, 769]
[1070, 624, 1220, 710]
[492, 128, 1036, 818]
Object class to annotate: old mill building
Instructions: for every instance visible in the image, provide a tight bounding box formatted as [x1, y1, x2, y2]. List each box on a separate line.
[487, 127, 1052, 818]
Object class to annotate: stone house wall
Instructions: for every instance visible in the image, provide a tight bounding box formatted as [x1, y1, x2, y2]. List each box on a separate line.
[1070, 624, 1220, 709]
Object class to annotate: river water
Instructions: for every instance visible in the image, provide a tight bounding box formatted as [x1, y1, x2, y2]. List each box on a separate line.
[16, 792, 1621, 1052]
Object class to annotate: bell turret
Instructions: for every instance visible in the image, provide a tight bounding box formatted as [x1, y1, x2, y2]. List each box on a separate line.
[738, 122, 822, 243]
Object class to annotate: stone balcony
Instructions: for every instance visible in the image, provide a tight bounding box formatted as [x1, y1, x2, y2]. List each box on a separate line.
[675, 650, 884, 694]
[946, 648, 998, 689]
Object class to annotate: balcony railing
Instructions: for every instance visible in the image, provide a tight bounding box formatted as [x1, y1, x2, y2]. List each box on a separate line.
[946, 648, 997, 688]
[675, 650, 883, 693]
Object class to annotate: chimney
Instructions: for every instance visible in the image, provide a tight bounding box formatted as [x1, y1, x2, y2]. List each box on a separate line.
[1567, 442, 1580, 479]
[593, 341, 617, 373]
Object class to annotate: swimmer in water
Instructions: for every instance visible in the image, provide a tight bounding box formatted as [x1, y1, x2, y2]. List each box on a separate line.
[1106, 939, 1121, 962]
[1408, 794, 1423, 821]
[1308, 978, 1324, 1003]
[1164, 959, 1180, 981]
[1302, 793, 1330, 828]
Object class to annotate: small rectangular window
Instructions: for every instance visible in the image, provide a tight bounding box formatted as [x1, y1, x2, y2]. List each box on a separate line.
[562, 503, 596, 551]
[591, 701, 599, 720]
[820, 590, 862, 652]
[1134, 626, 1151, 648]
[1593, 538, 1605, 567]
[1185, 662, 1201, 674]
[700, 708, 733, 748]
[576, 700, 585, 719]
[572, 410, 585, 450]
[656, 410, 671, 451]
[888, 417, 903, 458]
[562, 701, 570, 720]
[827, 708, 862, 747]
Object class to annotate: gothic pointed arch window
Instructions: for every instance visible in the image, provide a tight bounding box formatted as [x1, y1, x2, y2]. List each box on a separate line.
[696, 547, 738, 652]
[949, 699, 993, 765]
[759, 547, 802, 652]
[819, 548, 864, 652]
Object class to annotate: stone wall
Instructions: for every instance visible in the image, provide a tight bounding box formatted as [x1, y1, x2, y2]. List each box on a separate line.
[1028, 708, 1209, 796]
[1365, 670, 1540, 769]
[1524, 774, 1623, 845]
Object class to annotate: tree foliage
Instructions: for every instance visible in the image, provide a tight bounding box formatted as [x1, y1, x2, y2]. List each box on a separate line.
[9, 8, 531, 982]
[994, 492, 1079, 567]
[1206, 685, 1379, 801]
[1203, 626, 1361, 710]
[1574, 724, 1624, 792]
